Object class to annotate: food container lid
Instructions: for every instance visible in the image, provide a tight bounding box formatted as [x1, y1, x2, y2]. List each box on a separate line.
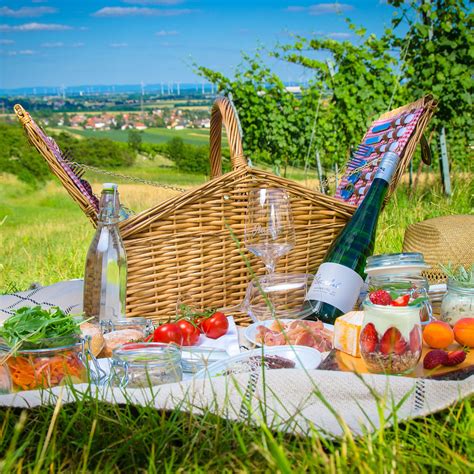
[112, 342, 181, 367]
[365, 252, 429, 275]
[181, 347, 229, 373]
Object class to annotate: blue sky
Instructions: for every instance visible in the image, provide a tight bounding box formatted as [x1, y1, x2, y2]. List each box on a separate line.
[0, 1, 397, 89]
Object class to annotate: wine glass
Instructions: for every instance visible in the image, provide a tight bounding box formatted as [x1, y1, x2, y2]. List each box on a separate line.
[245, 188, 295, 274]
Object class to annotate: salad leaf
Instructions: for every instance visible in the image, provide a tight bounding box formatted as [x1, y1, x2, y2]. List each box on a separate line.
[0, 306, 80, 350]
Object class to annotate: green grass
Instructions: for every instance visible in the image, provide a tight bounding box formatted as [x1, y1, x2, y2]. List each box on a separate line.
[69, 126, 212, 146]
[0, 386, 472, 472]
[0, 171, 473, 472]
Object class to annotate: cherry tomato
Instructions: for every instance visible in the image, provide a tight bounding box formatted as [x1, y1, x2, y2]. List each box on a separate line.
[199, 312, 229, 339]
[152, 323, 183, 344]
[177, 320, 200, 346]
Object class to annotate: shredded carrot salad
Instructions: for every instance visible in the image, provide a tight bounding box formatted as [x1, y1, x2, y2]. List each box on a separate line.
[7, 351, 86, 391]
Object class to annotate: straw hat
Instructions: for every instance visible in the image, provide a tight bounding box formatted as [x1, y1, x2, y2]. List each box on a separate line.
[403, 215, 474, 283]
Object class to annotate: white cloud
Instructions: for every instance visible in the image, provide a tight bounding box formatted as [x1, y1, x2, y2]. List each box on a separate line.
[0, 6, 56, 18]
[93, 7, 195, 17]
[155, 30, 178, 36]
[72, 42, 85, 47]
[0, 39, 15, 45]
[287, 3, 353, 15]
[328, 32, 351, 39]
[3, 49, 36, 56]
[122, 0, 184, 4]
[41, 41, 64, 47]
[110, 42, 128, 48]
[0, 23, 72, 32]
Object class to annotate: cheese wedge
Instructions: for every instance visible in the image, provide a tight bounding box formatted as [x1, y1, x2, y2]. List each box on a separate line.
[333, 311, 364, 357]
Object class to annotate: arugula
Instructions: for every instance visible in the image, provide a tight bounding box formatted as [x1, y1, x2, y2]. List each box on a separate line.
[0, 306, 80, 350]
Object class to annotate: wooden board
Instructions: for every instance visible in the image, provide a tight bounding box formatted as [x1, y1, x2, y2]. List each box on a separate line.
[336, 343, 473, 379]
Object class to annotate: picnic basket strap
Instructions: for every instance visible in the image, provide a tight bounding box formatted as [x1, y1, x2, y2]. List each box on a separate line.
[209, 96, 247, 179]
[13, 104, 98, 225]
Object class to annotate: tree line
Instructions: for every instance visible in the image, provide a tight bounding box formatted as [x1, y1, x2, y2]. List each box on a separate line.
[197, 0, 472, 175]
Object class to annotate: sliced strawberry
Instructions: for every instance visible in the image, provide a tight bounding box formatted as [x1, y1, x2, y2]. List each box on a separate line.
[391, 294, 410, 306]
[409, 326, 421, 353]
[380, 327, 408, 355]
[360, 322, 379, 353]
[443, 350, 467, 367]
[423, 349, 449, 369]
[369, 289, 392, 306]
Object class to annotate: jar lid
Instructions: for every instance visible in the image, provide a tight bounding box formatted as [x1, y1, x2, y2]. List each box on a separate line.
[366, 252, 429, 274]
[112, 342, 181, 366]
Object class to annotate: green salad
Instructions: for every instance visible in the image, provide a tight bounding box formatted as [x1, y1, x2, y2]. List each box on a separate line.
[0, 306, 81, 350]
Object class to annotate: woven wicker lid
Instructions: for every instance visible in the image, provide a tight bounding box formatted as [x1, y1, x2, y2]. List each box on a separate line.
[403, 215, 474, 283]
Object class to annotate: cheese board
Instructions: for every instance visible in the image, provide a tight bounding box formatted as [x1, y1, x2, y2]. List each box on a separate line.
[333, 343, 474, 379]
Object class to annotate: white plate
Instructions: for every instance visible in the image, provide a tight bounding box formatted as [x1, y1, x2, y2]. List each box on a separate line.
[244, 318, 333, 346]
[195, 345, 322, 378]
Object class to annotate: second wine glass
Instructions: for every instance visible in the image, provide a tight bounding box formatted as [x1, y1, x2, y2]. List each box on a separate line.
[245, 188, 295, 274]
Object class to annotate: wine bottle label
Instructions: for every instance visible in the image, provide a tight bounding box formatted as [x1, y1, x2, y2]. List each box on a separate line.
[306, 262, 364, 314]
[375, 151, 399, 183]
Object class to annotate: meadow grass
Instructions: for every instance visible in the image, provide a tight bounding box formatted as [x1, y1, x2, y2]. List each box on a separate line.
[69, 126, 212, 146]
[0, 170, 473, 472]
[1, 170, 472, 292]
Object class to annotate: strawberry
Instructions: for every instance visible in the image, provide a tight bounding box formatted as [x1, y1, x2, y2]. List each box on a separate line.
[443, 350, 467, 367]
[391, 294, 410, 307]
[423, 349, 449, 369]
[380, 327, 408, 355]
[360, 322, 379, 353]
[409, 326, 421, 353]
[369, 289, 392, 306]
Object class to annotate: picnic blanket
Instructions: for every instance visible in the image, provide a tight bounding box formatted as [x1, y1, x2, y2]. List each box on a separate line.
[0, 281, 472, 437]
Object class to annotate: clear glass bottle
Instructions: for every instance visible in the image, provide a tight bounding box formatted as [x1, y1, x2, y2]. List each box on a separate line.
[83, 183, 127, 324]
[364, 253, 432, 324]
[110, 343, 182, 388]
[441, 279, 474, 326]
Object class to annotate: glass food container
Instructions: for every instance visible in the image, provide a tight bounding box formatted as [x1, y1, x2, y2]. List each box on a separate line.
[110, 343, 182, 388]
[0, 335, 88, 393]
[360, 301, 422, 375]
[100, 318, 154, 338]
[365, 252, 432, 324]
[441, 279, 474, 326]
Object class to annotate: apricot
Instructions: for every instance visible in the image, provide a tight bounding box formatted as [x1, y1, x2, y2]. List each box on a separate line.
[423, 321, 454, 349]
[453, 318, 474, 347]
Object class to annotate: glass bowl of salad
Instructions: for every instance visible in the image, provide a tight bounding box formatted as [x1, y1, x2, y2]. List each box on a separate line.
[0, 306, 97, 392]
[0, 335, 88, 392]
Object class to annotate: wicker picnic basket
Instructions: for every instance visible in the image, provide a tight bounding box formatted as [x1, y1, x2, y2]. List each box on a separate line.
[14, 95, 436, 324]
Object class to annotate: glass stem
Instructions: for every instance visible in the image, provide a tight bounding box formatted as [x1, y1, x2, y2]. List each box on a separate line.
[265, 260, 276, 274]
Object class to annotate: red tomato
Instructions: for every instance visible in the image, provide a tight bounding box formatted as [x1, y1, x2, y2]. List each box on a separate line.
[199, 312, 229, 339]
[152, 323, 183, 344]
[177, 320, 200, 346]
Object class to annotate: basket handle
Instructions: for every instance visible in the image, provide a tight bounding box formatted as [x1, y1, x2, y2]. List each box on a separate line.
[209, 96, 247, 178]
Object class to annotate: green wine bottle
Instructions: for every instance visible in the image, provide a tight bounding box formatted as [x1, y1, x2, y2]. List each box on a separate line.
[304, 151, 400, 324]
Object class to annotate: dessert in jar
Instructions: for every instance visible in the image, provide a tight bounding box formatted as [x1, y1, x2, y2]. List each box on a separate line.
[441, 278, 474, 326]
[360, 289, 422, 375]
[365, 253, 432, 324]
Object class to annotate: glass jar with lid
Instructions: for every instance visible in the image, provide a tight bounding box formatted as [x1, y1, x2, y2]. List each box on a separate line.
[365, 252, 432, 324]
[361, 300, 422, 375]
[441, 279, 474, 326]
[100, 318, 154, 338]
[0, 335, 89, 393]
[110, 343, 182, 388]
